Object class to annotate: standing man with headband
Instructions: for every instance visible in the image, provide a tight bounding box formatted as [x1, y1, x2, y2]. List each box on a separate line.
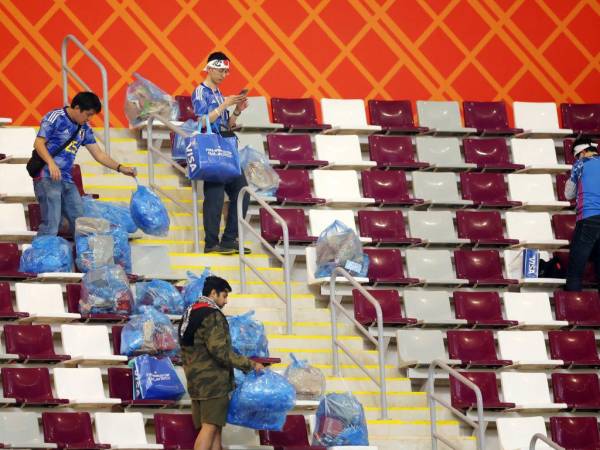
[192, 51, 250, 255]
[564, 136, 600, 291]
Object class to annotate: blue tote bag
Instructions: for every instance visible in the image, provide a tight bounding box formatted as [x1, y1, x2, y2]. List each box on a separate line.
[185, 115, 241, 183]
[131, 354, 185, 400]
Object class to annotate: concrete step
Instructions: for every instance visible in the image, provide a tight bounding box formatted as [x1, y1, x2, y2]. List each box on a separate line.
[366, 418, 460, 437]
[369, 436, 476, 450]
[171, 266, 286, 283]
[267, 334, 364, 351]
[325, 376, 411, 392]
[269, 362, 400, 378]
[339, 391, 427, 408]
[225, 293, 316, 309]
[170, 252, 271, 267]
[83, 172, 183, 188]
[364, 406, 454, 421]
[227, 281, 312, 295]
[80, 161, 184, 177]
[224, 308, 331, 322]
[262, 321, 354, 335]
[270, 348, 381, 366]
[86, 185, 193, 202]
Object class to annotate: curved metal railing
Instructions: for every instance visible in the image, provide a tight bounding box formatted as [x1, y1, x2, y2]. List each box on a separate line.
[529, 433, 564, 450]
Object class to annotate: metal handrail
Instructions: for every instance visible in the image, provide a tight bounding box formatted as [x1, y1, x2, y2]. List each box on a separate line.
[427, 359, 485, 450]
[237, 187, 292, 334]
[61, 35, 111, 156]
[529, 433, 564, 450]
[329, 267, 388, 419]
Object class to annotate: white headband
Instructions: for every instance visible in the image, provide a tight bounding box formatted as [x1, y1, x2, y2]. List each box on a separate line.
[204, 59, 230, 71]
[574, 142, 598, 156]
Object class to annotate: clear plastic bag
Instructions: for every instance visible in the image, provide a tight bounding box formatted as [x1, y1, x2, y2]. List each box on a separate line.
[75, 217, 114, 272]
[110, 228, 131, 274]
[315, 220, 369, 278]
[135, 279, 184, 315]
[130, 182, 170, 236]
[227, 369, 296, 431]
[121, 306, 180, 357]
[227, 311, 269, 358]
[284, 353, 326, 401]
[83, 196, 138, 233]
[80, 264, 133, 315]
[19, 236, 73, 273]
[239, 146, 280, 197]
[312, 392, 369, 446]
[124, 73, 179, 127]
[182, 268, 211, 308]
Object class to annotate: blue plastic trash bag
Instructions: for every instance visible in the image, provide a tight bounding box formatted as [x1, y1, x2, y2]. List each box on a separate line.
[131, 354, 185, 400]
[182, 268, 212, 308]
[312, 392, 369, 446]
[19, 236, 73, 273]
[83, 196, 138, 233]
[239, 146, 280, 197]
[124, 72, 179, 127]
[284, 353, 326, 401]
[110, 227, 131, 273]
[233, 368, 246, 387]
[227, 311, 269, 358]
[75, 217, 114, 272]
[172, 119, 198, 161]
[121, 306, 180, 357]
[227, 369, 296, 431]
[80, 265, 133, 315]
[135, 279, 184, 315]
[130, 182, 170, 236]
[315, 220, 369, 279]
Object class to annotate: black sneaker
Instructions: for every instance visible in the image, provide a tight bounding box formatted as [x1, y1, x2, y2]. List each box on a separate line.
[221, 241, 252, 255]
[204, 245, 236, 255]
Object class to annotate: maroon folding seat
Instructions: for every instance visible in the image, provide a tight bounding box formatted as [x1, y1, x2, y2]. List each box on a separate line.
[274, 169, 325, 205]
[154, 413, 198, 450]
[71, 164, 98, 199]
[450, 371, 515, 410]
[560, 103, 600, 136]
[0, 282, 27, 320]
[462, 101, 523, 136]
[552, 214, 576, 241]
[554, 291, 600, 327]
[0, 243, 36, 279]
[454, 250, 517, 286]
[175, 95, 196, 121]
[447, 330, 511, 367]
[456, 211, 518, 246]
[367, 100, 428, 134]
[352, 289, 417, 326]
[555, 173, 576, 207]
[361, 170, 423, 206]
[550, 416, 600, 450]
[553, 251, 595, 284]
[549, 330, 600, 367]
[363, 248, 419, 285]
[42, 412, 109, 449]
[111, 325, 123, 356]
[65, 283, 128, 322]
[551, 373, 600, 410]
[27, 203, 71, 237]
[266, 134, 327, 168]
[563, 138, 600, 165]
[459, 173, 520, 208]
[462, 138, 524, 171]
[367, 135, 429, 170]
[107, 367, 176, 408]
[1, 367, 68, 406]
[271, 98, 331, 132]
[259, 208, 315, 244]
[259, 414, 326, 450]
[453, 291, 517, 327]
[3, 324, 69, 363]
[357, 210, 421, 246]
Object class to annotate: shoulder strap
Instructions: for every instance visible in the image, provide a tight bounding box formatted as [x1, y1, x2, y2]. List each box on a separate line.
[49, 124, 81, 158]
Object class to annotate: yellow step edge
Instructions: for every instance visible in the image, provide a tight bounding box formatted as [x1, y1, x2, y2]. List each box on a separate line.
[327, 377, 409, 381]
[327, 391, 425, 396]
[81, 162, 163, 167]
[97, 197, 193, 204]
[270, 363, 396, 369]
[366, 419, 459, 425]
[169, 252, 269, 258]
[171, 265, 282, 271]
[263, 321, 341, 326]
[271, 348, 379, 354]
[85, 173, 179, 180]
[364, 407, 433, 411]
[267, 335, 361, 340]
[86, 185, 192, 192]
[109, 137, 137, 143]
[232, 294, 313, 299]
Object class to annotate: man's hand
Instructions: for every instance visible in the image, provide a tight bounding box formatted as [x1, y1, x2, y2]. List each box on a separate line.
[253, 362, 266, 372]
[119, 166, 137, 177]
[48, 161, 61, 181]
[223, 94, 247, 108]
[234, 98, 249, 116]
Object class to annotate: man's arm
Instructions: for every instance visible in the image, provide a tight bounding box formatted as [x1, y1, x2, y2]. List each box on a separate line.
[85, 143, 137, 176]
[565, 160, 583, 200]
[203, 313, 255, 372]
[33, 137, 62, 181]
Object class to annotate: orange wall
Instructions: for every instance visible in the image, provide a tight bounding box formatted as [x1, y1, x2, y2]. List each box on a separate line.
[1, 0, 599, 128]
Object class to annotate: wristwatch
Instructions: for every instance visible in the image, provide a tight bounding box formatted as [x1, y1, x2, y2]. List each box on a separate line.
[233, 109, 241, 117]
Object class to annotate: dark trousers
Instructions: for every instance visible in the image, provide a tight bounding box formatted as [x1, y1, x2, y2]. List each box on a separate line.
[203, 173, 249, 249]
[565, 215, 600, 291]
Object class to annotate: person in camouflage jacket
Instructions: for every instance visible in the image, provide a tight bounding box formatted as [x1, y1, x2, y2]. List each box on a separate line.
[178, 275, 264, 450]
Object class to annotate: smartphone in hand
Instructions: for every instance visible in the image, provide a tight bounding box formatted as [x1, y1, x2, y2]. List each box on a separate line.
[239, 88, 249, 96]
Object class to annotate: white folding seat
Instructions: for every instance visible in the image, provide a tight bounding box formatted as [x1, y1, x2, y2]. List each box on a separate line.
[0, 203, 35, 240]
[314, 135, 376, 169]
[15, 283, 80, 322]
[235, 132, 265, 153]
[496, 417, 552, 450]
[411, 172, 473, 207]
[415, 137, 475, 170]
[497, 330, 563, 368]
[60, 324, 127, 365]
[308, 209, 369, 243]
[312, 170, 375, 206]
[132, 245, 178, 280]
[407, 211, 469, 246]
[510, 138, 571, 173]
[403, 290, 466, 326]
[503, 292, 568, 328]
[0, 164, 34, 200]
[305, 246, 368, 287]
[396, 329, 458, 368]
[416, 101, 476, 136]
[500, 372, 567, 411]
[234, 96, 283, 131]
[505, 212, 569, 248]
[513, 101, 572, 137]
[0, 118, 11, 125]
[503, 249, 565, 286]
[405, 249, 467, 286]
[53, 367, 120, 407]
[507, 174, 570, 210]
[174, 366, 191, 407]
[0, 127, 37, 161]
[0, 411, 57, 448]
[320, 98, 381, 134]
[95, 412, 163, 449]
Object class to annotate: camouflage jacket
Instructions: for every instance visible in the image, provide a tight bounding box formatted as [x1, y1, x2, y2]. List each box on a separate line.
[178, 297, 254, 399]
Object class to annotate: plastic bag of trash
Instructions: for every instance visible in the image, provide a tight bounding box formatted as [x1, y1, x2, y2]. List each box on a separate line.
[227, 311, 269, 358]
[239, 145, 280, 196]
[121, 306, 180, 357]
[135, 279, 184, 315]
[124, 73, 178, 127]
[315, 220, 369, 278]
[19, 236, 73, 273]
[80, 264, 133, 315]
[312, 392, 369, 446]
[284, 353, 326, 401]
[130, 182, 170, 236]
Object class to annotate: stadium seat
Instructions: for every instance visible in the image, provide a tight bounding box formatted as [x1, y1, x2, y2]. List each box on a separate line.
[553, 251, 596, 286]
[551, 373, 600, 410]
[0, 203, 35, 240]
[562, 138, 579, 165]
[357, 210, 422, 246]
[455, 210, 518, 246]
[462, 101, 523, 136]
[111, 325, 123, 356]
[275, 169, 325, 205]
[107, 367, 176, 408]
[453, 291, 517, 327]
[235, 96, 284, 131]
[65, 283, 128, 322]
[0, 127, 37, 161]
[446, 330, 511, 367]
[175, 95, 195, 121]
[72, 165, 97, 199]
[510, 138, 571, 173]
[305, 246, 368, 286]
[560, 103, 600, 136]
[308, 209, 360, 238]
[462, 138, 524, 171]
[553, 290, 600, 327]
[415, 101, 476, 136]
[42, 412, 109, 449]
[454, 250, 517, 286]
[405, 249, 467, 286]
[505, 212, 569, 248]
[415, 137, 475, 170]
[312, 170, 374, 206]
[407, 211, 470, 246]
[500, 372, 566, 411]
[60, 324, 127, 365]
[403, 290, 466, 327]
[550, 417, 600, 449]
[1, 367, 67, 406]
[0, 164, 34, 201]
[363, 248, 418, 285]
[266, 134, 327, 168]
[367, 99, 428, 134]
[320, 98, 381, 134]
[352, 289, 417, 326]
[503, 292, 568, 328]
[496, 417, 550, 450]
[259, 208, 315, 244]
[396, 329, 457, 368]
[259, 414, 321, 450]
[53, 367, 120, 407]
[497, 330, 562, 368]
[0, 281, 27, 320]
[0, 411, 55, 449]
[412, 172, 472, 207]
[3, 324, 69, 362]
[450, 371, 515, 410]
[15, 283, 80, 322]
[28, 203, 71, 237]
[361, 170, 424, 206]
[0, 243, 36, 278]
[555, 173, 575, 206]
[314, 135, 376, 169]
[507, 173, 570, 210]
[513, 101, 572, 137]
[551, 214, 575, 241]
[236, 132, 265, 153]
[503, 249, 566, 286]
[154, 414, 197, 450]
[367, 135, 429, 170]
[459, 172, 520, 208]
[94, 412, 163, 449]
[548, 330, 600, 367]
[271, 97, 331, 132]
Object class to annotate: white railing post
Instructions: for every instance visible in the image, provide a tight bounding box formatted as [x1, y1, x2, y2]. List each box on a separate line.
[529, 433, 564, 450]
